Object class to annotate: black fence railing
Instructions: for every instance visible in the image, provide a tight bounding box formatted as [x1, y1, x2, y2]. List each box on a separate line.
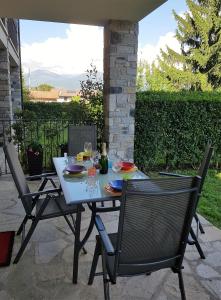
[0, 118, 103, 174]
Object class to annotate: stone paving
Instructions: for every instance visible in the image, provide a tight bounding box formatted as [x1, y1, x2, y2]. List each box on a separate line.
[0, 174, 221, 300]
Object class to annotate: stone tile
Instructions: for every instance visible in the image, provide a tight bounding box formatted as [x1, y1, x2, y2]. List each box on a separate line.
[30, 222, 65, 243]
[213, 241, 221, 252]
[35, 239, 68, 264]
[201, 280, 221, 299]
[205, 252, 221, 268]
[196, 264, 221, 279]
[200, 226, 221, 242]
[0, 290, 13, 300]
[164, 274, 210, 300]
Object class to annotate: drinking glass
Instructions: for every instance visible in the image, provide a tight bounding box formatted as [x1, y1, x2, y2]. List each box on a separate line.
[84, 142, 89, 153]
[112, 156, 122, 173]
[84, 142, 92, 157]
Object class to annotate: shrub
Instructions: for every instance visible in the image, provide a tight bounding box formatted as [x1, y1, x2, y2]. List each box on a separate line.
[135, 91, 221, 170]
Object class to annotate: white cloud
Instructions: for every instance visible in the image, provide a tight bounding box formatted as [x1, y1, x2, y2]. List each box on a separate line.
[138, 31, 181, 64]
[21, 24, 103, 75]
[22, 24, 181, 75]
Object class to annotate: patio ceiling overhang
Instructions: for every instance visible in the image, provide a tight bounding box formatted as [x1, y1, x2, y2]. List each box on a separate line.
[0, 0, 167, 25]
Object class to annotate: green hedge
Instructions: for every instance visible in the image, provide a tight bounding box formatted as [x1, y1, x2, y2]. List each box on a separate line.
[23, 101, 88, 120]
[135, 91, 221, 170]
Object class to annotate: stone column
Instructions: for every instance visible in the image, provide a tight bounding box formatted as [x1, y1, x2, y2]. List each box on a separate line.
[10, 65, 22, 114]
[0, 48, 12, 120]
[103, 20, 138, 160]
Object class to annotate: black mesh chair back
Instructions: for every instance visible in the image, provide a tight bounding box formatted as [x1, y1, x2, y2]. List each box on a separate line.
[3, 141, 32, 215]
[114, 177, 200, 277]
[88, 177, 201, 299]
[197, 143, 213, 194]
[68, 125, 97, 156]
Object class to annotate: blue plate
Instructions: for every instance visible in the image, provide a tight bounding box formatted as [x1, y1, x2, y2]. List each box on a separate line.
[109, 180, 123, 191]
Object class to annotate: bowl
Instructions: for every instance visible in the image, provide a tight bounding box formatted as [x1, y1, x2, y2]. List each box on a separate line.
[109, 180, 123, 191]
[119, 162, 134, 171]
[66, 164, 86, 174]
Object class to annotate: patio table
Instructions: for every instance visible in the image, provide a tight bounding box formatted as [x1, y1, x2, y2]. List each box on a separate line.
[53, 157, 147, 283]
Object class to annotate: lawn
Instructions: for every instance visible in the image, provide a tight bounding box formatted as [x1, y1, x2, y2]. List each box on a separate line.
[148, 169, 221, 229]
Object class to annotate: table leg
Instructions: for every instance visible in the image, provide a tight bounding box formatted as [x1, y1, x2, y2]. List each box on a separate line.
[72, 206, 82, 284]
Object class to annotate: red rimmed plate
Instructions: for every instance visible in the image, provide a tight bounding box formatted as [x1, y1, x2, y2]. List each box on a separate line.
[119, 162, 134, 171]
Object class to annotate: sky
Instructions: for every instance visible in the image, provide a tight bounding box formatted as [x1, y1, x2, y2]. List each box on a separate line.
[20, 0, 188, 75]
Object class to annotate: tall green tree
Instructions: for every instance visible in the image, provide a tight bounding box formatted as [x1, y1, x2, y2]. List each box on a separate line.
[21, 72, 30, 101]
[158, 0, 221, 91]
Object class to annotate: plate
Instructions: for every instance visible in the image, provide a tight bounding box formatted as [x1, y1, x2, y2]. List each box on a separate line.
[109, 180, 123, 191]
[119, 162, 134, 171]
[66, 164, 86, 174]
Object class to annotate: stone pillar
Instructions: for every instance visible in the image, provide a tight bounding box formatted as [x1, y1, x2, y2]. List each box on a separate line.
[104, 20, 138, 160]
[10, 65, 22, 114]
[0, 48, 12, 120]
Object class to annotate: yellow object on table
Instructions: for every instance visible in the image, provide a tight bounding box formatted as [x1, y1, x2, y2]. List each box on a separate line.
[76, 152, 84, 161]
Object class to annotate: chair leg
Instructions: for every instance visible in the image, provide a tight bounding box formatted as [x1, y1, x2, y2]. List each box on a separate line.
[15, 195, 51, 264]
[17, 215, 29, 236]
[14, 218, 39, 263]
[102, 250, 110, 300]
[190, 227, 205, 259]
[178, 270, 186, 300]
[194, 214, 205, 234]
[88, 240, 101, 285]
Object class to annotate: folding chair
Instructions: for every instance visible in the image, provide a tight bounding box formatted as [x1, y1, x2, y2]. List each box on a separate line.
[88, 176, 201, 300]
[3, 141, 85, 263]
[68, 125, 97, 156]
[159, 143, 213, 258]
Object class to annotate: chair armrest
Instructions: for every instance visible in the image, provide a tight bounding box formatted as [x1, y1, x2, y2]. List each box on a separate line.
[159, 172, 189, 177]
[22, 188, 62, 199]
[95, 215, 115, 256]
[26, 172, 57, 181]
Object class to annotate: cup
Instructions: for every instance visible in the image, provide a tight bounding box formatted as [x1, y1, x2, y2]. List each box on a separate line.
[67, 156, 75, 166]
[112, 156, 122, 173]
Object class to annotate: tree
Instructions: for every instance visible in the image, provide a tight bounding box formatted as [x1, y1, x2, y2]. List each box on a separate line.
[79, 64, 104, 148]
[142, 0, 221, 91]
[34, 84, 54, 91]
[21, 72, 30, 101]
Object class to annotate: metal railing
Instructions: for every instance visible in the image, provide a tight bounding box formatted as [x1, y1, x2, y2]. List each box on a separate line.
[0, 118, 103, 174]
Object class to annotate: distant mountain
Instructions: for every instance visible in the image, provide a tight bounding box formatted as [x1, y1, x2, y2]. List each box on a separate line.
[24, 69, 102, 90]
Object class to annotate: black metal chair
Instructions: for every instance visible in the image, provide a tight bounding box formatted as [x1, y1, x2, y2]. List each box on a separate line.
[159, 143, 213, 259]
[3, 141, 85, 263]
[88, 176, 201, 300]
[68, 125, 97, 156]
[68, 124, 120, 212]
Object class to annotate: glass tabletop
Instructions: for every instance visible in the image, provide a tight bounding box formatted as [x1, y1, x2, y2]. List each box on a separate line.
[53, 157, 148, 205]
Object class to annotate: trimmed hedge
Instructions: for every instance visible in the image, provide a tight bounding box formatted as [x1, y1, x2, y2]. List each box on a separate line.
[135, 91, 221, 170]
[23, 101, 88, 120]
[23, 92, 221, 170]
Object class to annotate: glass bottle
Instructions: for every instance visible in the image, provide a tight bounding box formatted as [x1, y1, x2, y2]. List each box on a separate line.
[99, 142, 108, 174]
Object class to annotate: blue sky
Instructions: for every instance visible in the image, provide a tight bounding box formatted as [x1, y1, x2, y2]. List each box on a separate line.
[20, 0, 187, 74]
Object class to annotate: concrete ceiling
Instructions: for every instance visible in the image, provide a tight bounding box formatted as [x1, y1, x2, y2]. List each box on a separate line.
[0, 0, 167, 26]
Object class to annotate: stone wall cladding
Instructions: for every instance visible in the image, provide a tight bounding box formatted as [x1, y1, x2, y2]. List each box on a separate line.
[10, 66, 22, 114]
[104, 20, 138, 160]
[0, 49, 12, 120]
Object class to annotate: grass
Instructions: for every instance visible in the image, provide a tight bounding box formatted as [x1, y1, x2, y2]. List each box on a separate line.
[148, 169, 221, 229]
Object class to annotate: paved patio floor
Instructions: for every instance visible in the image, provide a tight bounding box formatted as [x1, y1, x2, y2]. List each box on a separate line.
[0, 174, 221, 300]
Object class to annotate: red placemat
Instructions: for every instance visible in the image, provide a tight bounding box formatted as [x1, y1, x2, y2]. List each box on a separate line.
[0, 231, 15, 267]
